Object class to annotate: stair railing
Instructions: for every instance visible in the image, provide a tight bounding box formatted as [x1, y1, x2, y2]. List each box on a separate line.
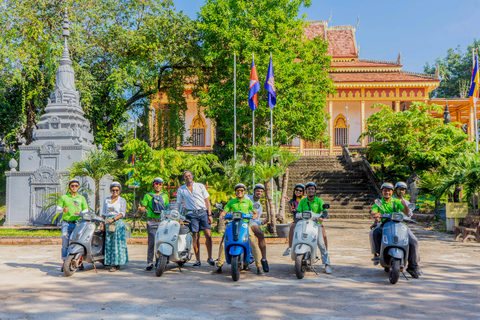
[342, 145, 381, 196]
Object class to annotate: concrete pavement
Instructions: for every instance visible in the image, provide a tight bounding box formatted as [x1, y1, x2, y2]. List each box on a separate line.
[1, 219, 480, 319]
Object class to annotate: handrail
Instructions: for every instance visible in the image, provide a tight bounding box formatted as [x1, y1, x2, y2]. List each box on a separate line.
[342, 145, 381, 196]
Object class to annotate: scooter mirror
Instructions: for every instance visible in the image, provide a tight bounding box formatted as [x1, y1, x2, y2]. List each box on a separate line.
[374, 199, 383, 208]
[214, 202, 223, 210]
[322, 204, 330, 209]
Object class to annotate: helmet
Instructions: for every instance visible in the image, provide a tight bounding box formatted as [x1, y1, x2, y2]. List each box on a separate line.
[235, 183, 246, 191]
[110, 181, 122, 191]
[294, 183, 305, 191]
[381, 182, 394, 190]
[68, 178, 80, 186]
[395, 181, 407, 190]
[305, 182, 317, 190]
[153, 177, 164, 184]
[254, 184, 265, 191]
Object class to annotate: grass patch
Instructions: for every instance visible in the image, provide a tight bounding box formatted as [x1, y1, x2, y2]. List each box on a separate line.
[0, 229, 61, 236]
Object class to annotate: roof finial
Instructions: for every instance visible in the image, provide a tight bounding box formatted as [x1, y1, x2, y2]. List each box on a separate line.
[326, 11, 332, 24]
[444, 101, 451, 124]
[354, 15, 360, 30]
[397, 52, 402, 65]
[59, 8, 72, 66]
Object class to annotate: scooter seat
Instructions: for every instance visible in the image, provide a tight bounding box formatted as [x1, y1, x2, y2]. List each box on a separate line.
[179, 226, 190, 235]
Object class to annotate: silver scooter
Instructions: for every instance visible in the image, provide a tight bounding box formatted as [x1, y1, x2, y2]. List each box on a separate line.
[63, 211, 105, 277]
[291, 204, 329, 279]
[154, 209, 193, 277]
[374, 199, 417, 284]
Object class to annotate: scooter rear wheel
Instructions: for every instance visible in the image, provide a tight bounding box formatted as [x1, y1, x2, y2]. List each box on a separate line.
[155, 254, 168, 277]
[231, 256, 240, 282]
[389, 258, 401, 284]
[295, 254, 306, 279]
[64, 254, 78, 277]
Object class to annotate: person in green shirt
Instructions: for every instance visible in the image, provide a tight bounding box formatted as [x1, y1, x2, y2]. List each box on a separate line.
[212, 183, 264, 275]
[138, 177, 169, 271]
[56, 178, 89, 272]
[370, 182, 420, 278]
[296, 182, 332, 274]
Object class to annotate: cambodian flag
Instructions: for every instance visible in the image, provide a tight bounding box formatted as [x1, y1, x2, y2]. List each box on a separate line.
[248, 56, 260, 111]
[264, 56, 276, 110]
[469, 53, 479, 105]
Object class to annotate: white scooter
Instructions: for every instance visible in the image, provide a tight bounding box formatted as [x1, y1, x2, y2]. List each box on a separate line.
[291, 204, 329, 279]
[154, 209, 193, 277]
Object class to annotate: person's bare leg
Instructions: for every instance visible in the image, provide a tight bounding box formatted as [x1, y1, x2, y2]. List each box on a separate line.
[321, 224, 328, 251]
[192, 232, 200, 261]
[203, 228, 213, 259]
[252, 225, 266, 259]
[288, 223, 295, 248]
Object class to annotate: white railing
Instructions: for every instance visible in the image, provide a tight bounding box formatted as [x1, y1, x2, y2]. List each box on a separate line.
[303, 149, 342, 156]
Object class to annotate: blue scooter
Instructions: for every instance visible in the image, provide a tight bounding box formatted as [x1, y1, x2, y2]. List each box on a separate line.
[223, 211, 255, 281]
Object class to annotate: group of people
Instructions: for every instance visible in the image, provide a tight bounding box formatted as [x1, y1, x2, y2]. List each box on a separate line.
[56, 171, 422, 279]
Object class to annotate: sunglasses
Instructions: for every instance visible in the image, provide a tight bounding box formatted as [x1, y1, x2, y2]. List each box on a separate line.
[70, 184, 79, 188]
[295, 189, 304, 192]
[111, 189, 120, 192]
[153, 182, 163, 185]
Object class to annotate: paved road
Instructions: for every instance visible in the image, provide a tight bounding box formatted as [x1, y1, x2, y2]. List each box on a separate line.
[1, 220, 480, 320]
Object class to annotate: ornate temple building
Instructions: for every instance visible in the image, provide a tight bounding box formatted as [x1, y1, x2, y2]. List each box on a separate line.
[149, 19, 458, 155]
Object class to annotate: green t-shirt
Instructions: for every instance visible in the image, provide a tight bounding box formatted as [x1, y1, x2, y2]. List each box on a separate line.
[224, 198, 253, 215]
[57, 193, 89, 222]
[297, 196, 326, 224]
[141, 192, 169, 218]
[371, 198, 405, 215]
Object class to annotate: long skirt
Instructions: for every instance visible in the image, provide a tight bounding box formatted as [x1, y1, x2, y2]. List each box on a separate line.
[105, 219, 129, 266]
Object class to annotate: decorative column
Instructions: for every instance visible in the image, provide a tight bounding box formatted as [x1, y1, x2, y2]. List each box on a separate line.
[395, 100, 400, 112]
[361, 101, 365, 147]
[328, 100, 333, 154]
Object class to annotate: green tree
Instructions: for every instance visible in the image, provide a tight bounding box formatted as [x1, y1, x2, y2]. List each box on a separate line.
[196, 0, 335, 160]
[251, 145, 284, 235]
[68, 149, 123, 214]
[360, 102, 474, 180]
[0, 0, 201, 148]
[424, 39, 480, 98]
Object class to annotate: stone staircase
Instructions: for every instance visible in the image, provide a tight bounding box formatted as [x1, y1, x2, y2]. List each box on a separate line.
[287, 155, 380, 219]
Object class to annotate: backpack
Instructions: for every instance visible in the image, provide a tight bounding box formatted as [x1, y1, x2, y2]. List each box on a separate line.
[149, 193, 166, 215]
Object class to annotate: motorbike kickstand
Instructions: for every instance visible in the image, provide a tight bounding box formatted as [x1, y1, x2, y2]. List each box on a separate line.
[402, 272, 409, 281]
[92, 262, 98, 273]
[310, 265, 319, 275]
[176, 263, 183, 272]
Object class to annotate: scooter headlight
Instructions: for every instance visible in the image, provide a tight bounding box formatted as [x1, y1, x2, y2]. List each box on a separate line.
[392, 213, 403, 222]
[169, 210, 180, 220]
[302, 212, 312, 219]
[233, 212, 242, 220]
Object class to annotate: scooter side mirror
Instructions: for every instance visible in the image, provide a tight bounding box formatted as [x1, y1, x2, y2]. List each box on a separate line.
[214, 202, 223, 210]
[322, 204, 330, 209]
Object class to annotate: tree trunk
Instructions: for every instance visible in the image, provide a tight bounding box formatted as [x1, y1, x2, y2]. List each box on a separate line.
[278, 169, 289, 222]
[95, 181, 100, 215]
[265, 179, 277, 236]
[24, 100, 36, 144]
[453, 185, 461, 203]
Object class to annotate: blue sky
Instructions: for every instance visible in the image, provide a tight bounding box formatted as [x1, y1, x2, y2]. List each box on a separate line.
[173, 0, 480, 73]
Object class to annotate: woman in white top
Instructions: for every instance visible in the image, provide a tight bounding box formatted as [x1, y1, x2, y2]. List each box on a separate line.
[101, 181, 129, 272]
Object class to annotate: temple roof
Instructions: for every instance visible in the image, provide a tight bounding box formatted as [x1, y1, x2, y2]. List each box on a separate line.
[331, 71, 439, 83]
[305, 21, 358, 58]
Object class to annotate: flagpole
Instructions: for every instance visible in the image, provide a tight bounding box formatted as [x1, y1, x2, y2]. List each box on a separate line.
[270, 52, 274, 213]
[475, 50, 478, 153]
[252, 53, 255, 186]
[234, 53, 237, 160]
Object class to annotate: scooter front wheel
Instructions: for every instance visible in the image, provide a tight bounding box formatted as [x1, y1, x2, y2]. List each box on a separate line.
[64, 254, 78, 277]
[389, 258, 401, 284]
[155, 253, 168, 277]
[295, 254, 306, 279]
[231, 256, 240, 282]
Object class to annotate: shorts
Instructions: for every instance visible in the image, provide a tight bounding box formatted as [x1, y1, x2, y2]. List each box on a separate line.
[186, 211, 211, 233]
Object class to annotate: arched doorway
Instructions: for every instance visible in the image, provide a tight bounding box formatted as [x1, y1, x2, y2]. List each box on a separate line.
[190, 115, 206, 147]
